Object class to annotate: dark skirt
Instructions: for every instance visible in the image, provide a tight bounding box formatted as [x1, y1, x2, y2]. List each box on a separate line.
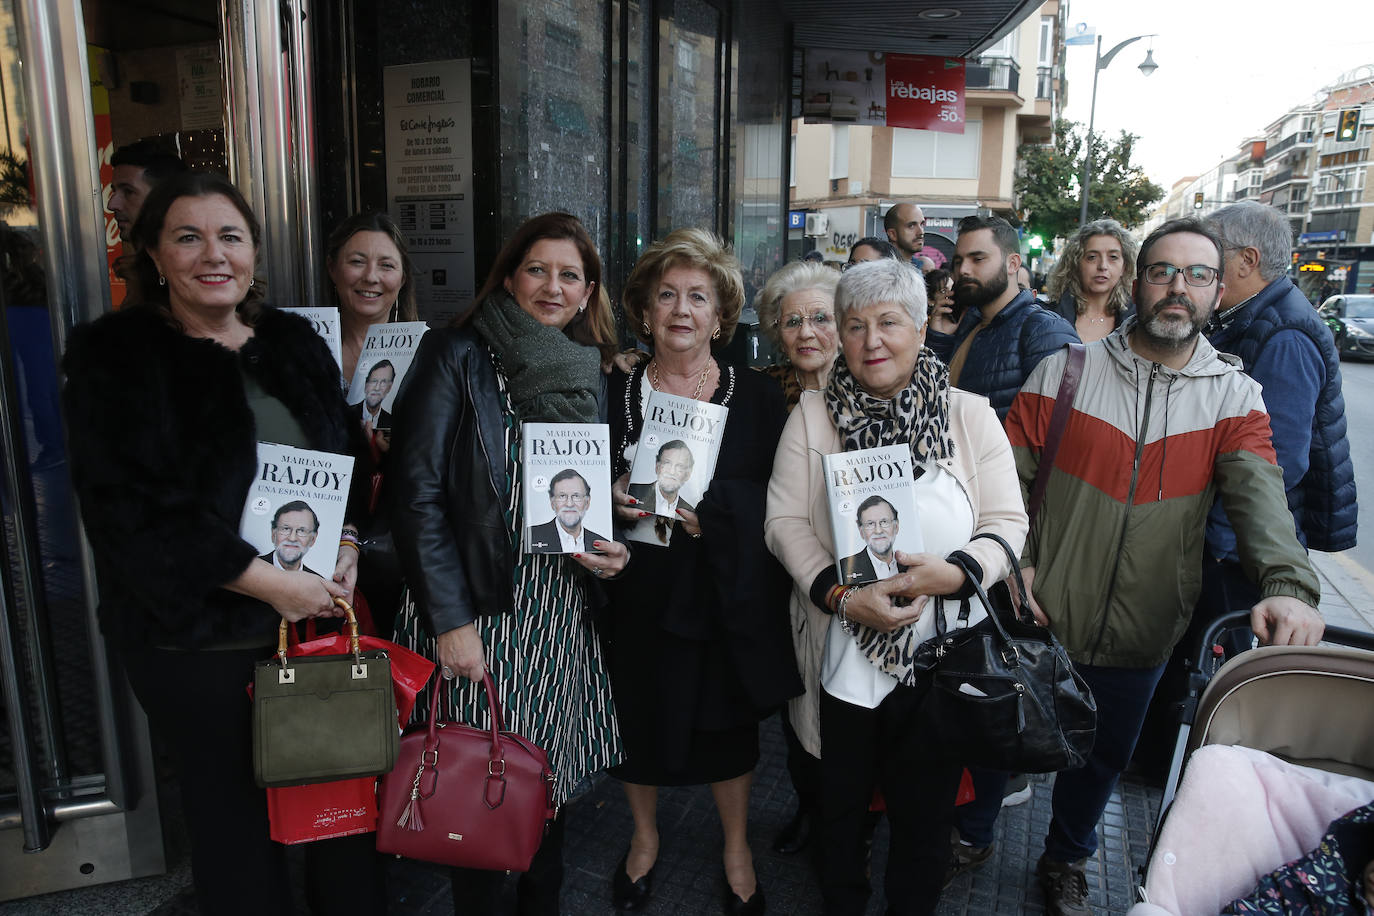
[602, 550, 760, 786]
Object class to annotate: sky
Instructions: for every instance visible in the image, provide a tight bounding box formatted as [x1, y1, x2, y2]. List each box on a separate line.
[1057, 0, 1374, 192]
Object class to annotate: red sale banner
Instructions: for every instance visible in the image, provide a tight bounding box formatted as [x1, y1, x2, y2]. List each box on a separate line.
[885, 55, 965, 134]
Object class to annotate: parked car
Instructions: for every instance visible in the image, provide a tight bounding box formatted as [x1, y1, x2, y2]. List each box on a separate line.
[1319, 294, 1374, 360]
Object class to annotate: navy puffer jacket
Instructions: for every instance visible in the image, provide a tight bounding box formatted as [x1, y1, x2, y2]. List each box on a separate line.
[1205, 276, 1357, 554]
[928, 290, 1080, 420]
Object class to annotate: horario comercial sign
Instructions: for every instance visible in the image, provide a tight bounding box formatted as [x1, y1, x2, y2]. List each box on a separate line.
[802, 50, 966, 135]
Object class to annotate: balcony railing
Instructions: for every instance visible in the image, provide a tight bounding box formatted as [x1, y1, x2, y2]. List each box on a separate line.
[1233, 185, 1253, 200]
[1266, 131, 1314, 158]
[967, 57, 1020, 94]
[1262, 167, 1303, 191]
[1036, 66, 1053, 100]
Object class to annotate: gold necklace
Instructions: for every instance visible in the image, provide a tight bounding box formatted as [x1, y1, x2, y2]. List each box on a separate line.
[650, 359, 712, 400]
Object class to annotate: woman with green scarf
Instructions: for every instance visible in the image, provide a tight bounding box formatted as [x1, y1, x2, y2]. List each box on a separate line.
[390, 212, 627, 914]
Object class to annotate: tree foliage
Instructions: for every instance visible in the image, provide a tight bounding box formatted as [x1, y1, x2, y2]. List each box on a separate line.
[1016, 119, 1163, 250]
[0, 151, 31, 217]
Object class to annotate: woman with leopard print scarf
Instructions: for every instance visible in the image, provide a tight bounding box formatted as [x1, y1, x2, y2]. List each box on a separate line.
[763, 257, 1028, 915]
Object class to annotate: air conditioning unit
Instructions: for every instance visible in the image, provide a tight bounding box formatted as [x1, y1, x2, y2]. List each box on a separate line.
[804, 212, 829, 237]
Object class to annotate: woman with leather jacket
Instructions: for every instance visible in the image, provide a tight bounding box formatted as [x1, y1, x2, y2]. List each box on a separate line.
[389, 212, 627, 914]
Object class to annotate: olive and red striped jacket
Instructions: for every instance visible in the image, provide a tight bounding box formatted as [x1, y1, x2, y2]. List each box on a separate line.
[1005, 321, 1320, 668]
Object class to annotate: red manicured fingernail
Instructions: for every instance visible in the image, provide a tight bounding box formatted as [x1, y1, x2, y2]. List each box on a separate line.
[572, 553, 582, 559]
[638, 511, 649, 517]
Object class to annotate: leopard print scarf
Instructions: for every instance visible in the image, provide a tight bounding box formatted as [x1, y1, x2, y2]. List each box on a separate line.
[824, 346, 955, 686]
[823, 346, 954, 465]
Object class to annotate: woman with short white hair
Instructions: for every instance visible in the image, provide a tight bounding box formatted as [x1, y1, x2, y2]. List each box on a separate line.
[764, 258, 1028, 914]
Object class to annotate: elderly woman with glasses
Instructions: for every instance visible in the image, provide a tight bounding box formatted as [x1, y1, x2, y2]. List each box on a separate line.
[763, 258, 1027, 915]
[755, 261, 842, 411]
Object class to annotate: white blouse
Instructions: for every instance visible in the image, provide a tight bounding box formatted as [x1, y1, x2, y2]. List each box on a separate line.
[820, 459, 990, 709]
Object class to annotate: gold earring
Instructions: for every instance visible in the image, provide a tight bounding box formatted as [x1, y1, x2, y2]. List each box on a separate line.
[642, 320, 652, 337]
[711, 327, 721, 341]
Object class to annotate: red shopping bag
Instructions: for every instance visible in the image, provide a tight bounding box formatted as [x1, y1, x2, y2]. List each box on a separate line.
[268, 777, 379, 844]
[263, 628, 435, 844]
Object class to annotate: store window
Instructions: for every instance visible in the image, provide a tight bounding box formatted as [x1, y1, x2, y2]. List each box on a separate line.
[656, 0, 721, 236]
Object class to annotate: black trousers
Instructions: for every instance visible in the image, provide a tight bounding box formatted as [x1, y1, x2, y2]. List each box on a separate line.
[818, 684, 963, 916]
[123, 645, 387, 916]
[449, 812, 566, 915]
[780, 706, 822, 816]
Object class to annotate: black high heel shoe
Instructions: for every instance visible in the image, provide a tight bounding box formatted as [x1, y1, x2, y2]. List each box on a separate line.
[612, 852, 654, 911]
[722, 870, 765, 915]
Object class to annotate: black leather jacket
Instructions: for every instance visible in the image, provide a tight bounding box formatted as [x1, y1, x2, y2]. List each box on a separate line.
[390, 327, 514, 634]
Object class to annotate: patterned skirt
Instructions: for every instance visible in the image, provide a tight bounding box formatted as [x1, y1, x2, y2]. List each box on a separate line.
[392, 359, 621, 806]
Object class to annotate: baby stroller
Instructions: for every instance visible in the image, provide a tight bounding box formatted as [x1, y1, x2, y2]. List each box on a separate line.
[1129, 612, 1374, 915]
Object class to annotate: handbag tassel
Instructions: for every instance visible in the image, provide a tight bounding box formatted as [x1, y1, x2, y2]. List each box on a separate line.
[396, 761, 428, 831]
[397, 787, 425, 831]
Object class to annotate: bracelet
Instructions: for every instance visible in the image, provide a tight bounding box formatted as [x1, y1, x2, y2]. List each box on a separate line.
[338, 539, 359, 553]
[836, 587, 859, 635]
[825, 583, 848, 613]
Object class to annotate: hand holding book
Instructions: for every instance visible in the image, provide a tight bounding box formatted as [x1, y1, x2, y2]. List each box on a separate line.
[839, 552, 965, 634]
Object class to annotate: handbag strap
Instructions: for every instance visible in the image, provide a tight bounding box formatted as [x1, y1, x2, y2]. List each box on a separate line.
[277, 597, 357, 669]
[969, 531, 1034, 625]
[1026, 343, 1085, 526]
[422, 667, 508, 756]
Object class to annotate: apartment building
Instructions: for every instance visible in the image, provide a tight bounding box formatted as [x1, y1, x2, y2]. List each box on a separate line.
[788, 0, 1066, 266]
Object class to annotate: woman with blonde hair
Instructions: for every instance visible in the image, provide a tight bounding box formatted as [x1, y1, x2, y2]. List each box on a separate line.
[604, 228, 801, 915]
[1043, 218, 1137, 344]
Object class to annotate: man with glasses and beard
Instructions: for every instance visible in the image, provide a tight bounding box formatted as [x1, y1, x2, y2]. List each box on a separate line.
[261, 501, 324, 577]
[931, 215, 1076, 420]
[837, 496, 905, 584]
[945, 218, 1323, 916]
[529, 469, 608, 554]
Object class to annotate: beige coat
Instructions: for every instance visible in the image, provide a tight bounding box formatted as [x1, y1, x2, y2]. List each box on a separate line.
[763, 388, 1029, 757]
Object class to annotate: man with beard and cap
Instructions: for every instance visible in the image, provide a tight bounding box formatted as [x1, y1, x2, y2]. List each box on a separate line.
[529, 469, 610, 554]
[945, 218, 1323, 916]
[929, 215, 1077, 420]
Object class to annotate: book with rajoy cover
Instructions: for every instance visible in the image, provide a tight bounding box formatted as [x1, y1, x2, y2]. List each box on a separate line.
[280, 307, 343, 384]
[624, 391, 728, 547]
[822, 444, 922, 587]
[344, 321, 430, 426]
[239, 443, 355, 578]
[520, 422, 613, 555]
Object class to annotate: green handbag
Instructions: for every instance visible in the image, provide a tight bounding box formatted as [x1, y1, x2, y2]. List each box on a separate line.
[252, 599, 400, 787]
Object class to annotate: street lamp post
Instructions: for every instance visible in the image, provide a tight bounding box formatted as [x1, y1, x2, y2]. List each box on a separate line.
[1078, 34, 1158, 226]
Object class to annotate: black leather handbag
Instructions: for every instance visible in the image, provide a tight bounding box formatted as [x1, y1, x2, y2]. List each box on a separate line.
[924, 533, 1096, 774]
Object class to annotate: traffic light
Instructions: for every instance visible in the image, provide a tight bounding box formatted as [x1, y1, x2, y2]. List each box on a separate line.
[1338, 108, 1361, 142]
[1193, 192, 1204, 209]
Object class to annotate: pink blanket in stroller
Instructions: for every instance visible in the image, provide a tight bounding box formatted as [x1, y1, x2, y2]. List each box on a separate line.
[1133, 745, 1374, 916]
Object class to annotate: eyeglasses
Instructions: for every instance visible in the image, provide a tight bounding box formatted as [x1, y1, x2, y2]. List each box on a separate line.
[551, 492, 589, 504]
[365, 377, 392, 388]
[273, 525, 316, 538]
[775, 312, 835, 331]
[1141, 263, 1219, 287]
[860, 518, 894, 532]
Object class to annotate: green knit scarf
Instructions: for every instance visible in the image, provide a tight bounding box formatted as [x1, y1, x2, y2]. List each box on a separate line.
[471, 294, 601, 424]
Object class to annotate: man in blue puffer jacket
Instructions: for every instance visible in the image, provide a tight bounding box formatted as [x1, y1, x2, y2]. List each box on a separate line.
[929, 215, 1079, 420]
[1201, 201, 1357, 612]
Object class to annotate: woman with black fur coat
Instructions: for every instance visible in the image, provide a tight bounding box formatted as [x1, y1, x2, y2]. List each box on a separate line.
[63, 171, 383, 915]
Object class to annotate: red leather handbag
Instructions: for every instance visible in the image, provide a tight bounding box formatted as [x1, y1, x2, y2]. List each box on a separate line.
[375, 669, 556, 872]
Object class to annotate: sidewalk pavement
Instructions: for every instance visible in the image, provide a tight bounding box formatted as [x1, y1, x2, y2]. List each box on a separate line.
[6, 550, 1370, 916]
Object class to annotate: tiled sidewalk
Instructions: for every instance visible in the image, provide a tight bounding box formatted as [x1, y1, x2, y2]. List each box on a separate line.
[5, 548, 1369, 915]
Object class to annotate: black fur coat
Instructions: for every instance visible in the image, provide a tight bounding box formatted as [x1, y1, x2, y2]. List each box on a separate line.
[63, 305, 370, 650]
